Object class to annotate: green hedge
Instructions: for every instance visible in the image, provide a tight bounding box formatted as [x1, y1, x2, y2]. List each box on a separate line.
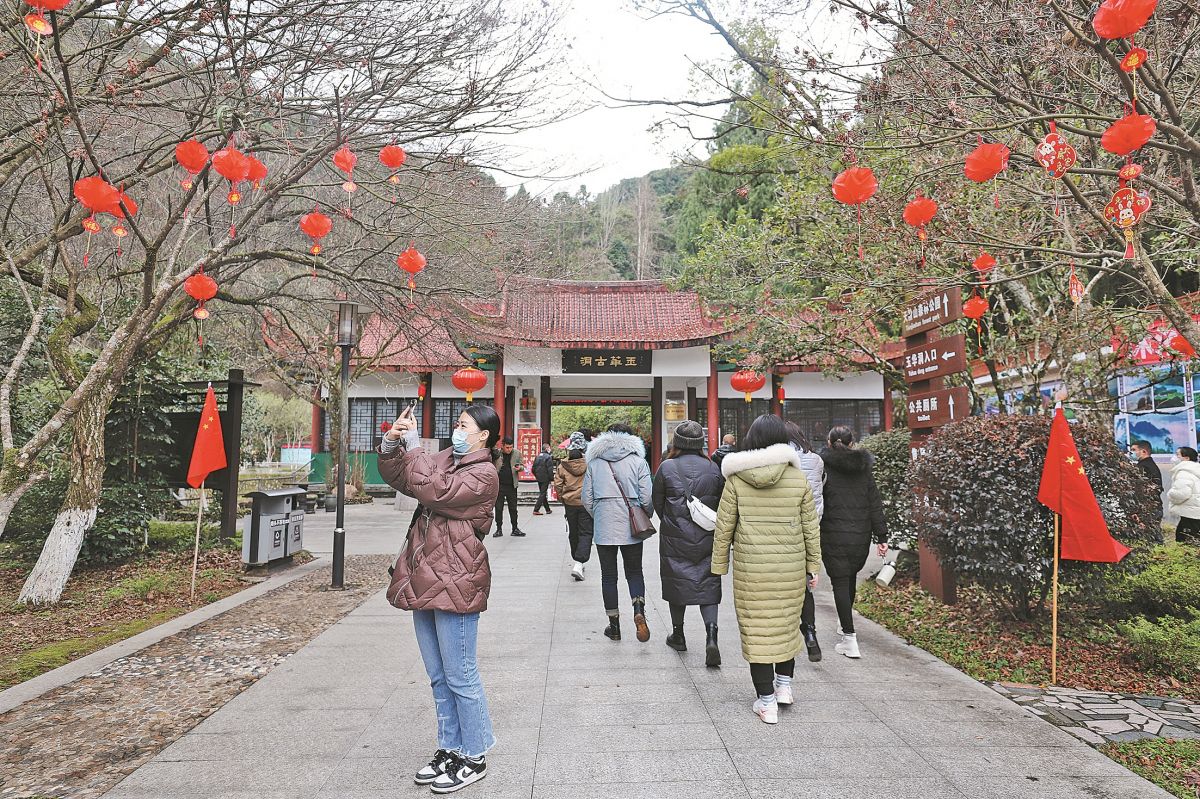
[1121, 611, 1200, 679]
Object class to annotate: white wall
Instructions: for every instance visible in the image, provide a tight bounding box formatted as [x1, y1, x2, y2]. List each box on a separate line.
[780, 371, 883, 400]
[348, 370, 495, 400]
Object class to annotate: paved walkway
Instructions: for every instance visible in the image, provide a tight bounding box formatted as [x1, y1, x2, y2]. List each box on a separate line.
[102, 508, 1170, 799]
[994, 682, 1200, 745]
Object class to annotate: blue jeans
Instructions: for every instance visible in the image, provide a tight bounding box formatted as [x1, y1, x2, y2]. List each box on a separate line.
[412, 609, 496, 758]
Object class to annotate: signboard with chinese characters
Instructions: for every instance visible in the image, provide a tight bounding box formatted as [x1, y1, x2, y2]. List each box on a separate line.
[902, 289, 962, 337]
[906, 386, 969, 430]
[562, 349, 651, 374]
[903, 334, 967, 384]
[516, 427, 541, 482]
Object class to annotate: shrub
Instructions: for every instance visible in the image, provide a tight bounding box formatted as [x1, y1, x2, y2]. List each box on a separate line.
[1121, 611, 1200, 679]
[103, 573, 174, 601]
[910, 414, 1161, 619]
[1115, 543, 1200, 618]
[147, 520, 221, 552]
[860, 429, 913, 545]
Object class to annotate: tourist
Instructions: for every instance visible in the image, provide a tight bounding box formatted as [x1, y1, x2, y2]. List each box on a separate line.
[379, 404, 500, 793]
[652, 420, 725, 665]
[787, 421, 826, 662]
[710, 433, 736, 467]
[819, 425, 888, 659]
[491, 436, 524, 538]
[1131, 439, 1164, 514]
[582, 423, 654, 643]
[553, 431, 592, 580]
[1168, 446, 1200, 542]
[531, 444, 555, 516]
[712, 414, 820, 725]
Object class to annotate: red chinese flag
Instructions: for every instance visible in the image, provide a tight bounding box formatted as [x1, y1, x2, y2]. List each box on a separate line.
[187, 385, 227, 488]
[1037, 409, 1130, 562]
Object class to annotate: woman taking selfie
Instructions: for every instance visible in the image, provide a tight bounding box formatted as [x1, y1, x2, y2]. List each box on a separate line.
[378, 404, 501, 794]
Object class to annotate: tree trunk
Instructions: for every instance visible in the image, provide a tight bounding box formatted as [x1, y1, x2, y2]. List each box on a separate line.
[0, 469, 45, 540]
[18, 393, 110, 605]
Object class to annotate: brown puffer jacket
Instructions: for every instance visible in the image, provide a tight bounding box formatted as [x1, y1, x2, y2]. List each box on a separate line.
[379, 445, 499, 614]
[553, 457, 587, 506]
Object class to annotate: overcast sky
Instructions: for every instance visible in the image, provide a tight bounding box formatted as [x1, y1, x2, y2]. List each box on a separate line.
[494, 2, 735, 198]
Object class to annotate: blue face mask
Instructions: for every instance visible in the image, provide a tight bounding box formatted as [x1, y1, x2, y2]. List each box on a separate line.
[452, 429, 472, 455]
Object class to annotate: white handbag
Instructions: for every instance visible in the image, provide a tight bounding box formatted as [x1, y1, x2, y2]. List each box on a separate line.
[686, 492, 718, 531]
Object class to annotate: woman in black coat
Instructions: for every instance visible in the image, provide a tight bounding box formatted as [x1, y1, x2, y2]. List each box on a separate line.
[652, 420, 725, 666]
[819, 425, 888, 660]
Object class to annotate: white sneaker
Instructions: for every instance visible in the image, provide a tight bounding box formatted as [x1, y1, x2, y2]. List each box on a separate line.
[752, 697, 779, 724]
[835, 632, 861, 658]
[774, 682, 794, 705]
[571, 562, 585, 582]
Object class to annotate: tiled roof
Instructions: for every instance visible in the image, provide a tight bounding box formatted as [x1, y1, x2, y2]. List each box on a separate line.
[357, 312, 470, 371]
[459, 277, 732, 350]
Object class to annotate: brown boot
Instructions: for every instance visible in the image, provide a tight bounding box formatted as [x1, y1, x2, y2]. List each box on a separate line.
[632, 599, 650, 643]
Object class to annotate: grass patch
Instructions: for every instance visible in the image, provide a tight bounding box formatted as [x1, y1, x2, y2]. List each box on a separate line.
[1103, 739, 1200, 799]
[103, 573, 174, 602]
[0, 610, 179, 688]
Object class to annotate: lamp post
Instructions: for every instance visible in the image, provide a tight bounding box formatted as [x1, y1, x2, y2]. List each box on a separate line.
[331, 300, 361, 589]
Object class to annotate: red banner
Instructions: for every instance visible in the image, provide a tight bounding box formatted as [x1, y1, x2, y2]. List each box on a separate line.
[516, 427, 541, 482]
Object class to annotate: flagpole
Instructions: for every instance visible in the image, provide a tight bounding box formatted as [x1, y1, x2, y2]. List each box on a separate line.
[1051, 511, 1061, 685]
[190, 480, 205, 600]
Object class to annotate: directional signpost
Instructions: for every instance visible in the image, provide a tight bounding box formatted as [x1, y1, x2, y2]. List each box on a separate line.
[903, 285, 966, 604]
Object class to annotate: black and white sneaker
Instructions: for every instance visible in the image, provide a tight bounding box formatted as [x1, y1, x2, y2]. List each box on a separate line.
[430, 753, 487, 793]
[414, 749, 455, 785]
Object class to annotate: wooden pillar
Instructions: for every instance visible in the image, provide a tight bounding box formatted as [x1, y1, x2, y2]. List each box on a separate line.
[505, 386, 516, 441]
[687, 386, 698, 421]
[540, 376, 552, 445]
[311, 393, 323, 454]
[651, 377, 663, 472]
[882, 384, 894, 432]
[220, 368, 247, 541]
[707, 361, 720, 452]
[492, 354, 505, 432]
[421, 372, 434, 439]
[770, 372, 784, 417]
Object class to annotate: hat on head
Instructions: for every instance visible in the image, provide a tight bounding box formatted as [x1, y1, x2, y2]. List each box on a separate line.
[567, 431, 587, 451]
[672, 420, 705, 451]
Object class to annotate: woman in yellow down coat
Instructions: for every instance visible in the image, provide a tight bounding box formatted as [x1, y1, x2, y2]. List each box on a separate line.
[711, 414, 821, 726]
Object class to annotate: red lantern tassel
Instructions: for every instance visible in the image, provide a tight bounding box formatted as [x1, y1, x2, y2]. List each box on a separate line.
[976, 319, 983, 355]
[993, 189, 1000, 209]
[856, 205, 863, 260]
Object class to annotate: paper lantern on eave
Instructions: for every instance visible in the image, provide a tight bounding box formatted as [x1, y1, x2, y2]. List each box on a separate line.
[1101, 111, 1156, 156]
[729, 369, 766, 402]
[1092, 0, 1158, 40]
[379, 144, 407, 183]
[299, 210, 332, 255]
[452, 366, 488, 402]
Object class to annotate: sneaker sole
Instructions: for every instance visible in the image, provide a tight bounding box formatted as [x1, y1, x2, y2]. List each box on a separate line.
[634, 614, 650, 642]
[430, 771, 486, 794]
[807, 648, 822, 662]
[415, 774, 440, 786]
[752, 707, 778, 725]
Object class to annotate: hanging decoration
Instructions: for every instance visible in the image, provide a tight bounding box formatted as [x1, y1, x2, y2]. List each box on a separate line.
[1034, 122, 1077, 179]
[81, 214, 101, 267]
[23, 0, 68, 68]
[417, 379, 427, 402]
[1120, 47, 1149, 73]
[1092, 0, 1158, 40]
[831, 166, 878, 260]
[396, 245, 427, 300]
[379, 144, 407, 184]
[246, 155, 268, 190]
[184, 268, 218, 345]
[1104, 175, 1151, 260]
[74, 176, 119, 267]
[299, 209, 332, 255]
[108, 185, 136, 256]
[175, 139, 209, 190]
[1068, 262, 1085, 306]
[1101, 108, 1156, 156]
[333, 146, 358, 214]
[963, 291, 989, 355]
[729, 369, 766, 403]
[972, 250, 997, 288]
[452, 366, 488, 402]
[1166, 328, 1197, 360]
[902, 192, 938, 267]
[211, 146, 251, 237]
[964, 139, 1010, 207]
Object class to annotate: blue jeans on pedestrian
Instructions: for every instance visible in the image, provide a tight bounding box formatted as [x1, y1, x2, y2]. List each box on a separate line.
[412, 609, 496, 758]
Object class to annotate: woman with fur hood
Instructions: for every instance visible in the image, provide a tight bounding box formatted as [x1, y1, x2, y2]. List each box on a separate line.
[819, 425, 888, 660]
[711, 414, 821, 725]
[582, 424, 654, 643]
[1167, 446, 1200, 541]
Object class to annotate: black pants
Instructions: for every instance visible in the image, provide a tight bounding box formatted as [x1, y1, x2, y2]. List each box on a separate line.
[1178, 516, 1200, 542]
[801, 587, 816, 629]
[830, 574, 856, 633]
[750, 660, 795, 697]
[564, 505, 593, 563]
[669, 603, 717, 626]
[494, 482, 518, 531]
[534, 480, 551, 513]
[596, 543, 645, 613]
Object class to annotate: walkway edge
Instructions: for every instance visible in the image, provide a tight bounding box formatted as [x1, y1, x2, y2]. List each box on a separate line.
[0, 556, 328, 715]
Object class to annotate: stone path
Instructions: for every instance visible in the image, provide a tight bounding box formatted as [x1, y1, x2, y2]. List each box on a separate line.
[93, 508, 1171, 799]
[0, 554, 390, 799]
[994, 682, 1200, 745]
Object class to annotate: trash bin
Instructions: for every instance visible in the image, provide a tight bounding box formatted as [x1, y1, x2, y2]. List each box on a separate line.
[242, 487, 307, 566]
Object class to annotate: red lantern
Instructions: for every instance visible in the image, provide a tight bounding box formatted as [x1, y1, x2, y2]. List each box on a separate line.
[1101, 110, 1156, 156]
[1034, 122, 1077, 179]
[379, 421, 392, 435]
[417, 380, 427, 401]
[246, 155, 268, 190]
[1092, 0, 1157, 40]
[212, 146, 249, 236]
[299, 210, 332, 255]
[1104, 186, 1152, 259]
[452, 366, 488, 402]
[1068, 263, 1085, 306]
[175, 139, 209, 189]
[832, 166, 878, 260]
[729, 369, 766, 403]
[73, 176, 120, 214]
[396, 245, 427, 295]
[903, 192, 937, 266]
[379, 144, 406, 184]
[184, 270, 218, 345]
[972, 250, 997, 287]
[1121, 47, 1149, 72]
[963, 292, 989, 354]
[964, 140, 1010, 208]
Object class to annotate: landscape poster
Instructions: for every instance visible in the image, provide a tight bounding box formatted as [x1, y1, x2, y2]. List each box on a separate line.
[1127, 411, 1192, 454]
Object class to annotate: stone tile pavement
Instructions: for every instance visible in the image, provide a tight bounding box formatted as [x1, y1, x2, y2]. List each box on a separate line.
[993, 682, 1200, 745]
[89, 506, 1173, 799]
